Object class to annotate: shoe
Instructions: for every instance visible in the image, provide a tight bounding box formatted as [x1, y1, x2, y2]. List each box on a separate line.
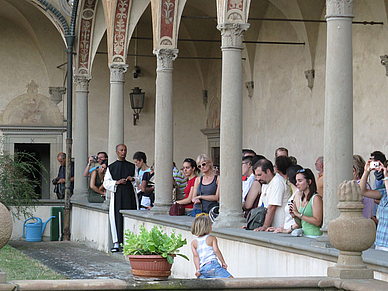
[110, 247, 120, 253]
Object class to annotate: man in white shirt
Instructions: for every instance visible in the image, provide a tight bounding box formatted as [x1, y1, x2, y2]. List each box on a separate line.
[253, 159, 291, 231]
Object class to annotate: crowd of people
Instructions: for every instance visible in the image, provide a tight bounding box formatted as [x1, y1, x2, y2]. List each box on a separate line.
[52, 145, 388, 256]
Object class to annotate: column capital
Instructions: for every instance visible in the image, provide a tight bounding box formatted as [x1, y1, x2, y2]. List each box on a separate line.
[49, 86, 66, 105]
[73, 75, 91, 92]
[153, 48, 179, 71]
[326, 0, 354, 19]
[109, 63, 129, 83]
[217, 22, 250, 49]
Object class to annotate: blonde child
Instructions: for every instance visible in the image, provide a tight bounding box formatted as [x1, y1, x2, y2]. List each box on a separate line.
[191, 214, 233, 278]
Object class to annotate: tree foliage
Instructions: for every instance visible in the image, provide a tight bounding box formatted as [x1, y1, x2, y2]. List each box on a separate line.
[0, 152, 44, 219]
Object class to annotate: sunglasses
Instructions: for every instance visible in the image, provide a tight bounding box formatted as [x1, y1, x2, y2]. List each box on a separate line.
[198, 162, 207, 169]
[296, 169, 306, 173]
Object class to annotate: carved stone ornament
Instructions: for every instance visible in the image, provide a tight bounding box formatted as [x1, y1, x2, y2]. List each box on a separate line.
[326, 0, 354, 18]
[109, 64, 129, 83]
[304, 69, 315, 91]
[49, 87, 66, 105]
[327, 180, 376, 279]
[74, 75, 91, 92]
[154, 49, 179, 70]
[245, 81, 254, 98]
[380, 55, 388, 76]
[217, 23, 250, 48]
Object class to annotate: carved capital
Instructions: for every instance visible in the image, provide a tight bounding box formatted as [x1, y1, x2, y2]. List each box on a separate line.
[154, 49, 179, 71]
[217, 23, 250, 49]
[109, 63, 129, 83]
[49, 86, 66, 105]
[73, 75, 91, 92]
[326, 0, 354, 18]
[304, 69, 315, 91]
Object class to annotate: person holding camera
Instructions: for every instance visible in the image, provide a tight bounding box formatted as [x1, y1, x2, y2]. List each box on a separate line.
[53, 152, 74, 199]
[83, 152, 108, 177]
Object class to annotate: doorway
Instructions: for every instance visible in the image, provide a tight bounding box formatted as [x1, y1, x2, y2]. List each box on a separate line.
[14, 143, 50, 199]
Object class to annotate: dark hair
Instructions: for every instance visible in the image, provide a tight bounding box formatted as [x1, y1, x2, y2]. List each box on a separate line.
[275, 147, 289, 157]
[97, 151, 108, 159]
[296, 168, 317, 202]
[101, 160, 108, 166]
[242, 149, 256, 157]
[183, 158, 199, 175]
[133, 151, 147, 163]
[286, 164, 303, 186]
[242, 155, 253, 163]
[275, 156, 293, 175]
[253, 159, 274, 174]
[370, 151, 386, 163]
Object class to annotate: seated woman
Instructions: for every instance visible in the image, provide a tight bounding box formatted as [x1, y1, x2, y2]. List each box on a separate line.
[267, 164, 302, 233]
[359, 160, 388, 251]
[242, 155, 262, 218]
[192, 154, 220, 216]
[176, 158, 199, 212]
[353, 154, 374, 219]
[88, 160, 108, 203]
[289, 168, 323, 238]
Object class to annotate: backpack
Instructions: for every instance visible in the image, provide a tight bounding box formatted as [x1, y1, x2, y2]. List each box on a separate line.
[245, 206, 267, 230]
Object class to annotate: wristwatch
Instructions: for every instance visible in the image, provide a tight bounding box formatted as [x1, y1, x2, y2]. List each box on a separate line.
[290, 225, 294, 231]
[300, 213, 303, 219]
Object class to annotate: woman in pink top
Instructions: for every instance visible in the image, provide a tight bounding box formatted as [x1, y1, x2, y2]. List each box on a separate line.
[176, 158, 199, 210]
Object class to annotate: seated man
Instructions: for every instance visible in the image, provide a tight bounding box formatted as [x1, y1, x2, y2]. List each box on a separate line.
[242, 155, 262, 217]
[252, 159, 291, 231]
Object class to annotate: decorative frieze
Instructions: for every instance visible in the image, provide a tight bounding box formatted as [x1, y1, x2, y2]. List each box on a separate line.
[154, 48, 178, 70]
[74, 75, 91, 92]
[326, 0, 354, 18]
[109, 64, 128, 82]
[112, 0, 131, 63]
[217, 23, 250, 48]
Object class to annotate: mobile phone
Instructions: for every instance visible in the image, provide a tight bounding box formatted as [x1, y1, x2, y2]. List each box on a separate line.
[370, 161, 380, 169]
[287, 199, 294, 206]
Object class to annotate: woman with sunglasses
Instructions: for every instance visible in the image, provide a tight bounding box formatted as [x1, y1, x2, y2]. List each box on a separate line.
[176, 158, 199, 211]
[289, 168, 323, 238]
[192, 154, 220, 217]
[359, 160, 388, 251]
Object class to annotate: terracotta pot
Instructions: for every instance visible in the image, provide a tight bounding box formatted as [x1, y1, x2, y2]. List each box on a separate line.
[127, 254, 175, 279]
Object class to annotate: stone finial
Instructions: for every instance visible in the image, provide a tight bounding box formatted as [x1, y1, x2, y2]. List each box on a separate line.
[380, 55, 388, 76]
[304, 70, 315, 91]
[327, 180, 376, 279]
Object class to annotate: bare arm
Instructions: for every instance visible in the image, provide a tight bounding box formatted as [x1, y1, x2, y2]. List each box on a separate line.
[254, 204, 277, 231]
[243, 181, 261, 210]
[291, 195, 323, 227]
[195, 177, 220, 202]
[192, 178, 200, 203]
[83, 156, 94, 177]
[209, 236, 227, 270]
[191, 240, 201, 277]
[177, 183, 195, 205]
[90, 171, 104, 195]
[360, 160, 383, 200]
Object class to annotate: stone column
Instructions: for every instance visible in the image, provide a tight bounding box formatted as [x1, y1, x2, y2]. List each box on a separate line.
[151, 49, 178, 214]
[72, 75, 91, 201]
[213, 23, 249, 228]
[108, 64, 128, 160]
[320, 0, 354, 244]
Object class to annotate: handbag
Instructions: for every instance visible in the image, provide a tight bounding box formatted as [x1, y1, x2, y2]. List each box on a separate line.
[169, 203, 185, 216]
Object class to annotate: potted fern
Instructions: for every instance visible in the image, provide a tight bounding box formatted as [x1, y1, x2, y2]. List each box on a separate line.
[123, 225, 189, 279]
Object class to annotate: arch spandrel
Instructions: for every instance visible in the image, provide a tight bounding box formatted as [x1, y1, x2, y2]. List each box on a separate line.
[217, 0, 251, 24]
[1, 81, 64, 126]
[151, 0, 187, 51]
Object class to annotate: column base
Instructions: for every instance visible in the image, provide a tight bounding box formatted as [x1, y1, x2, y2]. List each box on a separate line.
[212, 209, 245, 228]
[311, 228, 332, 248]
[327, 266, 373, 279]
[150, 203, 170, 215]
[70, 190, 88, 203]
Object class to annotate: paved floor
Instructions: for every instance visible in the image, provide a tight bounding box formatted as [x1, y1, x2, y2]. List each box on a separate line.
[8, 240, 134, 281]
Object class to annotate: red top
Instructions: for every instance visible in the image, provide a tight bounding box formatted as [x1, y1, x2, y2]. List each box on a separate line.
[184, 176, 197, 209]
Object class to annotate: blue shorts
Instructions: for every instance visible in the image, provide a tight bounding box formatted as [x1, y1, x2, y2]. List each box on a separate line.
[199, 260, 232, 279]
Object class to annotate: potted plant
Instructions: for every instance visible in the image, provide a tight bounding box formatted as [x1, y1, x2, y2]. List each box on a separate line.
[123, 225, 189, 279]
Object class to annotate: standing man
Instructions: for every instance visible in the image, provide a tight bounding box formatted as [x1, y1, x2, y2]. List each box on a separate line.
[103, 144, 136, 252]
[53, 152, 74, 198]
[315, 156, 324, 198]
[253, 159, 291, 231]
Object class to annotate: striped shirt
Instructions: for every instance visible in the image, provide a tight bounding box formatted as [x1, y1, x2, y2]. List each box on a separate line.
[173, 167, 186, 196]
[376, 187, 388, 248]
[196, 235, 218, 267]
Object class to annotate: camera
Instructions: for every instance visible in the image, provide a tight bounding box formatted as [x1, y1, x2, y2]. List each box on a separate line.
[370, 161, 380, 169]
[287, 199, 294, 206]
[52, 177, 59, 185]
[92, 155, 98, 162]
